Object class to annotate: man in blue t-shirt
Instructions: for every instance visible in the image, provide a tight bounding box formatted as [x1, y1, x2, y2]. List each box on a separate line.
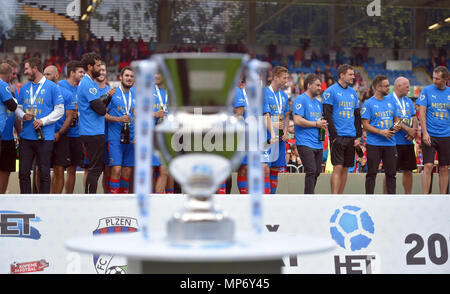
[95, 61, 115, 194]
[105, 66, 135, 194]
[43, 65, 76, 194]
[384, 77, 418, 194]
[293, 74, 327, 194]
[264, 66, 290, 194]
[323, 64, 362, 194]
[234, 83, 248, 194]
[58, 60, 85, 194]
[361, 75, 401, 194]
[16, 57, 64, 194]
[0, 61, 20, 194]
[152, 72, 174, 194]
[77, 52, 114, 194]
[416, 66, 450, 194]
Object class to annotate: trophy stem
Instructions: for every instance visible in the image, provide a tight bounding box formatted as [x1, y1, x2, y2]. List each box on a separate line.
[166, 194, 235, 243]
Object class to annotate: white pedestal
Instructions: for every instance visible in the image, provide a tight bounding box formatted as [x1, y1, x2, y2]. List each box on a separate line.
[66, 232, 336, 274]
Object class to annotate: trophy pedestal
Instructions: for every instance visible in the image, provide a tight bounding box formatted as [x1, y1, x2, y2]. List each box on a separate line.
[167, 217, 235, 243]
[66, 232, 336, 274]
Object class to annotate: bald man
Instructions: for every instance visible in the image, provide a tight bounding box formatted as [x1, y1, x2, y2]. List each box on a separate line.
[384, 77, 418, 194]
[43, 65, 75, 193]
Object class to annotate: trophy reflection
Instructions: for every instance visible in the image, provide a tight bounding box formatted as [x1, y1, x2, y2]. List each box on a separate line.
[153, 53, 249, 243]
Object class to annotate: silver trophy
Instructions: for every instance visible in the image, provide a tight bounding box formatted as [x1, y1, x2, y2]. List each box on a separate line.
[151, 53, 249, 243]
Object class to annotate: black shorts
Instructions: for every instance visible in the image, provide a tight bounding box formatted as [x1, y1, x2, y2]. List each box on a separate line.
[330, 136, 355, 167]
[52, 134, 71, 167]
[0, 140, 17, 172]
[422, 135, 450, 166]
[396, 144, 417, 171]
[68, 136, 83, 167]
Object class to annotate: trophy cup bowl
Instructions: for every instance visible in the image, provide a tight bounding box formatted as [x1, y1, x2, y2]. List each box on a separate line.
[153, 53, 248, 243]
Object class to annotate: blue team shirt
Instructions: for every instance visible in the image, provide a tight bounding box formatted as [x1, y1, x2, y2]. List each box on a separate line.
[77, 74, 103, 136]
[18, 78, 64, 141]
[263, 86, 289, 141]
[107, 86, 136, 142]
[54, 85, 75, 133]
[233, 86, 247, 120]
[415, 85, 450, 138]
[152, 85, 169, 125]
[0, 79, 13, 134]
[385, 93, 416, 145]
[361, 96, 399, 146]
[58, 80, 79, 138]
[2, 85, 18, 141]
[293, 93, 323, 149]
[322, 82, 359, 137]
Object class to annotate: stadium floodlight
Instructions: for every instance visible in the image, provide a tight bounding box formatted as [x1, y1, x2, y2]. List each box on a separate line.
[86, 5, 93, 13]
[445, 17, 450, 23]
[428, 23, 441, 30]
[81, 14, 89, 21]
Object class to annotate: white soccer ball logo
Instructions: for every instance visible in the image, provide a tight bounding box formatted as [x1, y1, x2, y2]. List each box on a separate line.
[330, 205, 375, 251]
[106, 266, 126, 274]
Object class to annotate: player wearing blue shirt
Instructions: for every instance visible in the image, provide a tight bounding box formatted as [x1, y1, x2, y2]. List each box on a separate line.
[77, 53, 114, 194]
[57, 60, 85, 194]
[264, 66, 290, 194]
[234, 84, 249, 194]
[361, 75, 401, 194]
[416, 66, 450, 194]
[0, 61, 20, 194]
[323, 64, 362, 194]
[105, 66, 135, 194]
[293, 74, 327, 194]
[152, 73, 173, 194]
[94, 61, 115, 194]
[16, 58, 64, 194]
[385, 77, 418, 194]
[43, 65, 76, 194]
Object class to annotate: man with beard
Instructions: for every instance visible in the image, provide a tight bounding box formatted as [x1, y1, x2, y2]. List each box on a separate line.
[58, 60, 85, 193]
[323, 64, 362, 194]
[43, 65, 75, 193]
[416, 66, 450, 194]
[293, 74, 328, 194]
[361, 75, 401, 194]
[77, 53, 113, 194]
[94, 61, 116, 193]
[264, 66, 290, 194]
[105, 66, 135, 194]
[15, 58, 64, 194]
[0, 61, 20, 194]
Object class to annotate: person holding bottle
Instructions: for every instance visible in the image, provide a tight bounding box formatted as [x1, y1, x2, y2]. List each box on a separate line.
[293, 74, 327, 194]
[16, 57, 64, 194]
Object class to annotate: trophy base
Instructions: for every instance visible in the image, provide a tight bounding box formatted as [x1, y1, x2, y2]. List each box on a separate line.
[167, 217, 235, 243]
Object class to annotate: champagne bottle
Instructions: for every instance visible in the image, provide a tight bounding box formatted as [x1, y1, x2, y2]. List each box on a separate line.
[70, 102, 78, 128]
[120, 122, 130, 144]
[278, 116, 284, 138]
[34, 117, 45, 141]
[318, 116, 325, 141]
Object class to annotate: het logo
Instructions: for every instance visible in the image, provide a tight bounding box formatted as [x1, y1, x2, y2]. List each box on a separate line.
[0, 211, 41, 240]
[330, 206, 377, 274]
[92, 216, 139, 274]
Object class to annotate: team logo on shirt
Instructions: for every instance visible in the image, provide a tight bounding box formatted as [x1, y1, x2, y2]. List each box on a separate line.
[296, 104, 302, 110]
[419, 94, 425, 101]
[89, 87, 98, 95]
[41, 89, 46, 95]
[361, 107, 367, 115]
[324, 93, 330, 100]
[5, 86, 10, 93]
